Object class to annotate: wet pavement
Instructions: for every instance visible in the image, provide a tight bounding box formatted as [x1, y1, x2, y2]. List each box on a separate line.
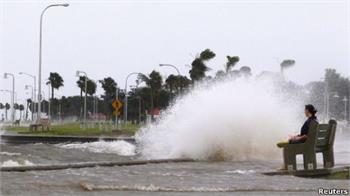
[1, 133, 349, 196]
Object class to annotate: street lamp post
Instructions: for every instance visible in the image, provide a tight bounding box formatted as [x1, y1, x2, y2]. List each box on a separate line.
[25, 85, 34, 121]
[37, 3, 69, 122]
[4, 73, 15, 122]
[159, 64, 181, 75]
[46, 81, 51, 120]
[19, 72, 36, 120]
[326, 92, 339, 120]
[124, 72, 140, 123]
[76, 71, 88, 125]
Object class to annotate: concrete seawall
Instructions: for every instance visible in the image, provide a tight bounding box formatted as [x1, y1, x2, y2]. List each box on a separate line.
[0, 134, 135, 144]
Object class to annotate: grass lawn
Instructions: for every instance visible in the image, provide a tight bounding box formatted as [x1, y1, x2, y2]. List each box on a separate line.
[2, 122, 141, 137]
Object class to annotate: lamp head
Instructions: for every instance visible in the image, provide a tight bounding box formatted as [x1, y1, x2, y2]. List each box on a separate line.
[19, 72, 23, 75]
[62, 3, 69, 7]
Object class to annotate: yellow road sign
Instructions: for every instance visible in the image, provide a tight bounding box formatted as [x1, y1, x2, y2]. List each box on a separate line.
[113, 110, 121, 116]
[112, 99, 122, 109]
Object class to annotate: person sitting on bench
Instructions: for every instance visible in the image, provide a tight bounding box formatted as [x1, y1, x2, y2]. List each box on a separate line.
[289, 104, 318, 144]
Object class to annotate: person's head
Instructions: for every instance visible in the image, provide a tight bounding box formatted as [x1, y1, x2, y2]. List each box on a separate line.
[305, 104, 317, 117]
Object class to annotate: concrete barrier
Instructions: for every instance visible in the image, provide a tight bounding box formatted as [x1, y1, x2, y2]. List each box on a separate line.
[0, 134, 135, 144]
[0, 158, 194, 172]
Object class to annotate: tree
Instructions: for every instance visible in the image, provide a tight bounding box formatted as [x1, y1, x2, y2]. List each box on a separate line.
[189, 49, 216, 82]
[138, 71, 163, 116]
[280, 59, 295, 74]
[240, 66, 252, 78]
[77, 76, 97, 96]
[324, 69, 350, 120]
[0, 103, 4, 121]
[19, 104, 24, 120]
[47, 72, 64, 100]
[225, 56, 240, 73]
[165, 74, 177, 93]
[99, 77, 117, 118]
[77, 77, 97, 119]
[5, 103, 10, 121]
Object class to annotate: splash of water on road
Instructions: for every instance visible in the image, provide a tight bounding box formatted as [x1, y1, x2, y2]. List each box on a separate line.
[136, 76, 303, 161]
[57, 140, 136, 156]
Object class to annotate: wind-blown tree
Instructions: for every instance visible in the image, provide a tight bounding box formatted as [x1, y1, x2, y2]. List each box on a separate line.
[165, 75, 191, 93]
[138, 71, 163, 117]
[0, 103, 4, 121]
[240, 66, 252, 78]
[280, 59, 295, 74]
[47, 72, 64, 100]
[165, 74, 177, 93]
[13, 103, 19, 120]
[324, 69, 350, 120]
[215, 70, 226, 79]
[5, 103, 10, 121]
[99, 77, 117, 118]
[225, 56, 240, 73]
[189, 49, 216, 82]
[177, 75, 191, 91]
[19, 104, 24, 120]
[77, 77, 97, 96]
[77, 77, 97, 119]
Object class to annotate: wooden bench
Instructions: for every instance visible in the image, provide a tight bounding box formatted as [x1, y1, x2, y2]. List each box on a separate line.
[29, 118, 51, 131]
[278, 120, 337, 171]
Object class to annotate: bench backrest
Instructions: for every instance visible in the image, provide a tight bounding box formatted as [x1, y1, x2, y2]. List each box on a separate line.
[315, 120, 337, 150]
[304, 120, 319, 147]
[305, 119, 337, 150]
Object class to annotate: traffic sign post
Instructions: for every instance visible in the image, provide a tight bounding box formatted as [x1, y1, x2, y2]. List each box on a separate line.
[112, 99, 122, 110]
[112, 97, 123, 129]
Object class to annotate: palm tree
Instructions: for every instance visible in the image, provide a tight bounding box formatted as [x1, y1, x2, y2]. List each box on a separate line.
[225, 56, 240, 73]
[189, 49, 216, 82]
[138, 71, 163, 117]
[0, 103, 4, 121]
[86, 79, 97, 96]
[99, 77, 117, 118]
[77, 77, 97, 119]
[239, 66, 252, 78]
[5, 103, 9, 121]
[165, 74, 177, 93]
[13, 103, 19, 120]
[77, 76, 86, 99]
[166, 75, 191, 93]
[99, 77, 117, 98]
[47, 72, 64, 100]
[19, 104, 24, 120]
[280, 59, 295, 75]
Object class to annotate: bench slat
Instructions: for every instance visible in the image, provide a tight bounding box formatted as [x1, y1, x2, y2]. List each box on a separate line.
[317, 130, 329, 138]
[316, 138, 328, 147]
[318, 124, 329, 130]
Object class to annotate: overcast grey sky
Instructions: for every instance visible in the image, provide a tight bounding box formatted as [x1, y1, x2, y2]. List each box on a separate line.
[1, 0, 349, 104]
